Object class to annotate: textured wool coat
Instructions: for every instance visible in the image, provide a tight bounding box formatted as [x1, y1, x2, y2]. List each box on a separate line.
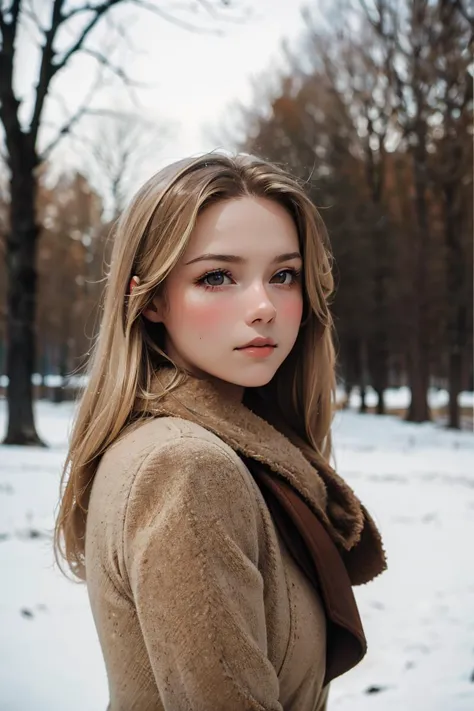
[85, 368, 386, 711]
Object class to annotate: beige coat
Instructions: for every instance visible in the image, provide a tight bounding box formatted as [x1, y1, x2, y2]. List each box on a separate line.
[85, 369, 386, 711]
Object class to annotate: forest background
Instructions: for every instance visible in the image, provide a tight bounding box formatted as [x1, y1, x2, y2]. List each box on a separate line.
[0, 0, 472, 446]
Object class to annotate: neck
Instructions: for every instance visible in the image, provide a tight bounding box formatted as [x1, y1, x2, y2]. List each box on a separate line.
[204, 373, 245, 404]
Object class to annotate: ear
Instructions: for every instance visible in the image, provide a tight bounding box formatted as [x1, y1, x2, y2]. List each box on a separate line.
[142, 295, 164, 324]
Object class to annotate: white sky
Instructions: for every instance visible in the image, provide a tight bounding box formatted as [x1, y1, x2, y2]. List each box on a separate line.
[12, 0, 312, 198]
[123, 0, 308, 160]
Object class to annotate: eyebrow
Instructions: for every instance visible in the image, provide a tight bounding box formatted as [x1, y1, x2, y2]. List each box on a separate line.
[185, 251, 302, 266]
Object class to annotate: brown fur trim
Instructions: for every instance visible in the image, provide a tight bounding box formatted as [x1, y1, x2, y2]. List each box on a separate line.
[137, 369, 387, 583]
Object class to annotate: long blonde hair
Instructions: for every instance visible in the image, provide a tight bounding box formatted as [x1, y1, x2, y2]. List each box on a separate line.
[54, 152, 336, 580]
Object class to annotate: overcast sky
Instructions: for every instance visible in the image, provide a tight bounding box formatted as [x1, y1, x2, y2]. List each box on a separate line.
[12, 0, 312, 199]
[124, 0, 309, 160]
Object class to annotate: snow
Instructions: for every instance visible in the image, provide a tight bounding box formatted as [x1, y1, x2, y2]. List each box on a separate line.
[0, 396, 473, 710]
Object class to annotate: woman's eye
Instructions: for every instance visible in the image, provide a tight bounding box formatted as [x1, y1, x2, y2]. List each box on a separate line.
[197, 267, 301, 290]
[200, 270, 232, 288]
[271, 269, 300, 285]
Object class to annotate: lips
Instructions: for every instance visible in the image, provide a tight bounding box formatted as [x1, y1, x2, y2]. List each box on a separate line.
[236, 337, 276, 349]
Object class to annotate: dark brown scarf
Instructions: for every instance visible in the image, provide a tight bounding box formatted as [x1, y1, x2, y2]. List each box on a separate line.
[243, 457, 367, 685]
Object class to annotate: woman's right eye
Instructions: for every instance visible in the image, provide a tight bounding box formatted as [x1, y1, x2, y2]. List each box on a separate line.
[197, 269, 233, 290]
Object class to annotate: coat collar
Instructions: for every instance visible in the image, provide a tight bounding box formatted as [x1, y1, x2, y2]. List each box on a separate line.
[138, 367, 386, 583]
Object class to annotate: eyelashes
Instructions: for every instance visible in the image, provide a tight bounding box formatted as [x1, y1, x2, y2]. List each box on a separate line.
[195, 268, 233, 290]
[194, 267, 302, 291]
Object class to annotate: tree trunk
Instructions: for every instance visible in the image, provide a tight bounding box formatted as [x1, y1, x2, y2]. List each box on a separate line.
[3, 147, 45, 446]
[342, 336, 359, 410]
[358, 339, 368, 414]
[375, 387, 385, 415]
[406, 136, 431, 423]
[406, 335, 430, 422]
[364, 117, 389, 418]
[343, 381, 352, 409]
[369, 337, 388, 415]
[447, 349, 462, 429]
[444, 183, 466, 431]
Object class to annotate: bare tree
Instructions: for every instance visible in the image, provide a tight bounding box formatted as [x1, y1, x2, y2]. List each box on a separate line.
[359, 0, 473, 423]
[0, 0, 243, 445]
[228, 0, 472, 427]
[300, 6, 399, 415]
[426, 0, 473, 428]
[84, 112, 171, 219]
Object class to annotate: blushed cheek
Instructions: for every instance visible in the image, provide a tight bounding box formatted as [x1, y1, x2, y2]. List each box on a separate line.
[279, 295, 304, 326]
[180, 295, 230, 333]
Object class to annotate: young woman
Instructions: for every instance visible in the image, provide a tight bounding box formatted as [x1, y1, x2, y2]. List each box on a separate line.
[55, 153, 387, 711]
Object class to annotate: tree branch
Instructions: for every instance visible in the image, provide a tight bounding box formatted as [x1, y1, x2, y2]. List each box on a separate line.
[0, 2, 23, 159]
[197, 0, 220, 19]
[61, 2, 110, 23]
[5, 0, 22, 31]
[130, 0, 223, 34]
[52, 0, 124, 73]
[0, 0, 21, 46]
[29, 0, 125, 145]
[104, 12, 146, 56]
[39, 54, 127, 161]
[196, 0, 249, 25]
[78, 47, 151, 87]
[29, 0, 67, 144]
[11, 0, 22, 24]
[22, 0, 44, 30]
[358, 0, 380, 30]
[17, 0, 246, 155]
[41, 105, 129, 161]
[454, 0, 474, 27]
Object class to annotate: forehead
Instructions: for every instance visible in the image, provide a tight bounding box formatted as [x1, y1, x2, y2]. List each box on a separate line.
[184, 196, 299, 258]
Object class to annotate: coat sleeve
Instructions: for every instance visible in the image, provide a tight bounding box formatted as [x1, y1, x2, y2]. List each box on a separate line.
[123, 434, 283, 711]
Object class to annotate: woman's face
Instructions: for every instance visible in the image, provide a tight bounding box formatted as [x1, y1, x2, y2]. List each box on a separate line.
[144, 196, 304, 393]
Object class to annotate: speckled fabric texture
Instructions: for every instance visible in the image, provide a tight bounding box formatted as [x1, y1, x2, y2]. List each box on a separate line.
[85, 370, 386, 710]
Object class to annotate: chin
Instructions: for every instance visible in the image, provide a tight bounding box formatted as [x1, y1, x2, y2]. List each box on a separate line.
[228, 368, 278, 389]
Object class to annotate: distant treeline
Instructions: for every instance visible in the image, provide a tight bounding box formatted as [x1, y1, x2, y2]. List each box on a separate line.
[0, 0, 472, 432]
[224, 0, 473, 427]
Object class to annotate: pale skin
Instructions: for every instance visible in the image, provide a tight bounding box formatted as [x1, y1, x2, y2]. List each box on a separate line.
[134, 196, 304, 401]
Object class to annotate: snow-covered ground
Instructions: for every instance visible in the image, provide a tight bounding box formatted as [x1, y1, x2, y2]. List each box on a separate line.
[0, 396, 473, 711]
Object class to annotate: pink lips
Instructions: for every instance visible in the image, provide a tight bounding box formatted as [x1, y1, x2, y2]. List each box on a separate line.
[237, 345, 275, 358]
[235, 337, 277, 359]
[237, 337, 276, 349]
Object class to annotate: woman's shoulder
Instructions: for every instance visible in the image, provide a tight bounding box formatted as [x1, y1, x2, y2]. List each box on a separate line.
[90, 415, 262, 549]
[97, 416, 264, 556]
[97, 415, 254, 506]
[107, 415, 241, 469]
[87, 416, 266, 608]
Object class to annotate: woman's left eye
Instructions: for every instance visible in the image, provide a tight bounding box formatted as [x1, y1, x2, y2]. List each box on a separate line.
[271, 268, 301, 285]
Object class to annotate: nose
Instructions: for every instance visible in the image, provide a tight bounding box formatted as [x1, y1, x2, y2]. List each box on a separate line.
[245, 282, 277, 324]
